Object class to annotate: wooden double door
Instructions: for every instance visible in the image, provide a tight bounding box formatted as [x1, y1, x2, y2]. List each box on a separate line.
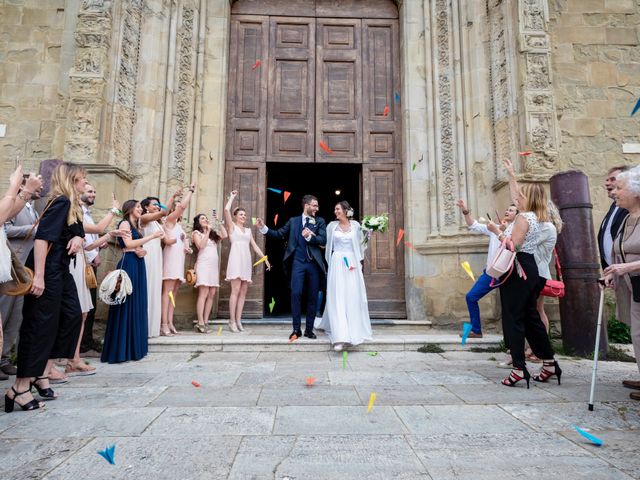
[222, 7, 405, 318]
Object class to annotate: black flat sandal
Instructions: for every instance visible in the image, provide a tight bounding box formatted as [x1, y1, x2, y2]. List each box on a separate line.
[31, 376, 57, 400]
[4, 386, 44, 413]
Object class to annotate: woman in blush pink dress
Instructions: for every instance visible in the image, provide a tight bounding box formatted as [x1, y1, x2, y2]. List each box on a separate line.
[224, 190, 270, 332]
[192, 212, 228, 333]
[160, 184, 195, 336]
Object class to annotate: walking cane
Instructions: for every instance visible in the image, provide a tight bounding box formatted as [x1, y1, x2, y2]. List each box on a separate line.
[588, 280, 606, 411]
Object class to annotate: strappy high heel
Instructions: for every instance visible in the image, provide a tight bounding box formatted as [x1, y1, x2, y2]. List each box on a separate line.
[228, 321, 239, 333]
[194, 324, 207, 334]
[501, 367, 530, 389]
[5, 386, 44, 412]
[236, 321, 245, 332]
[532, 360, 562, 385]
[160, 324, 174, 337]
[31, 377, 57, 400]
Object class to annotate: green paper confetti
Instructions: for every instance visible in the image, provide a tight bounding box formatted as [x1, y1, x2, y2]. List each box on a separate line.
[367, 352, 378, 357]
[342, 350, 348, 369]
[269, 297, 276, 313]
[412, 163, 417, 171]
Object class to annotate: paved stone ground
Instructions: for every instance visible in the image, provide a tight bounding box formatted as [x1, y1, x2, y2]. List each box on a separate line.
[0, 345, 638, 479]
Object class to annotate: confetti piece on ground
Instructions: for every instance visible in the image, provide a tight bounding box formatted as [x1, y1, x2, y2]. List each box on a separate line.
[283, 191, 291, 203]
[267, 187, 283, 194]
[97, 445, 116, 465]
[253, 255, 268, 267]
[631, 97, 640, 116]
[574, 426, 604, 446]
[289, 334, 298, 343]
[367, 352, 378, 356]
[342, 350, 348, 369]
[367, 392, 377, 413]
[269, 297, 276, 313]
[343, 256, 349, 268]
[168, 291, 175, 308]
[251, 217, 257, 225]
[461, 261, 475, 281]
[274, 214, 278, 225]
[217, 326, 222, 336]
[404, 241, 417, 251]
[191, 380, 201, 388]
[306, 376, 316, 386]
[319, 140, 333, 154]
[395, 92, 400, 103]
[251, 59, 261, 70]
[383, 105, 389, 116]
[461, 322, 472, 346]
[396, 228, 405, 247]
[518, 151, 532, 156]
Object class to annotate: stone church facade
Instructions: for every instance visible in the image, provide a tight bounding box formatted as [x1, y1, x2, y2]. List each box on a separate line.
[0, 0, 638, 327]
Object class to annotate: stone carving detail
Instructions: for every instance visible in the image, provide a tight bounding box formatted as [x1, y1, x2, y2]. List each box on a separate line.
[522, 0, 544, 31]
[435, 0, 456, 226]
[525, 53, 550, 90]
[170, 5, 197, 187]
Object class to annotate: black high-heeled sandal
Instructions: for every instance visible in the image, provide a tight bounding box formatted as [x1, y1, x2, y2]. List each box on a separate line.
[501, 367, 530, 389]
[31, 376, 57, 400]
[4, 386, 44, 412]
[532, 360, 562, 385]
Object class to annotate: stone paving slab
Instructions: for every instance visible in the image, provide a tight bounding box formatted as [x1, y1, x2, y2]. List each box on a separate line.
[444, 383, 562, 404]
[144, 370, 241, 387]
[149, 385, 262, 407]
[0, 438, 89, 480]
[236, 371, 331, 386]
[328, 370, 418, 386]
[34, 386, 167, 409]
[354, 385, 462, 405]
[407, 370, 493, 385]
[258, 385, 361, 406]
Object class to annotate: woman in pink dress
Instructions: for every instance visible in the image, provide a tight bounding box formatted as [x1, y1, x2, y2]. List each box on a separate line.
[160, 185, 195, 335]
[224, 190, 270, 332]
[192, 211, 228, 333]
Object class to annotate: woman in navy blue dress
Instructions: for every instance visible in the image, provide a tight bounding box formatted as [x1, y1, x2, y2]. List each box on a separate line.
[101, 200, 164, 364]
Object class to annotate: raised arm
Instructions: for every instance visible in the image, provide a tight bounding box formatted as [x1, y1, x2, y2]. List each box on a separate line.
[192, 230, 207, 250]
[455, 199, 475, 227]
[84, 195, 121, 234]
[503, 158, 523, 207]
[0, 167, 42, 223]
[224, 190, 237, 234]
[166, 184, 195, 224]
[119, 221, 163, 249]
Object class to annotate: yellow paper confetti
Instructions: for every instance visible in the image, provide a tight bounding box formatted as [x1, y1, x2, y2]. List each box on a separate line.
[461, 261, 475, 282]
[251, 217, 257, 225]
[367, 392, 376, 413]
[168, 291, 176, 308]
[217, 326, 222, 336]
[253, 255, 268, 267]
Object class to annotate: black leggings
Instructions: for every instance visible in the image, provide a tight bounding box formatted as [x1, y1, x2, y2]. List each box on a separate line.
[499, 252, 554, 369]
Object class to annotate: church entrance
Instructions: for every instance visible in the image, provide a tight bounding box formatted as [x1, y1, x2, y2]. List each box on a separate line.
[221, 0, 406, 319]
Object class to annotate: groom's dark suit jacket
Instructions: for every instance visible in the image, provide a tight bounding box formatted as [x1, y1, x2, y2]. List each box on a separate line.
[265, 215, 327, 275]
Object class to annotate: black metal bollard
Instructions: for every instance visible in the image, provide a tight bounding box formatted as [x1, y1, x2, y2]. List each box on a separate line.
[550, 171, 608, 357]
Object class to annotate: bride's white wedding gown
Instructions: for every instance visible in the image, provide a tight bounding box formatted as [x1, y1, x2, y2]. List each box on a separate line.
[317, 221, 372, 345]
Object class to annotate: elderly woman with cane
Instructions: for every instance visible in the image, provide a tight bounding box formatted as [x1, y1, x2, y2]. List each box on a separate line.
[604, 165, 640, 401]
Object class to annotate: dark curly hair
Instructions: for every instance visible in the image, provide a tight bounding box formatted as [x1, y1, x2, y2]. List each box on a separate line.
[192, 213, 221, 244]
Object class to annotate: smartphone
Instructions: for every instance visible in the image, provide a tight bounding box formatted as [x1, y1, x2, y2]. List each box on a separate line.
[486, 213, 492, 222]
[212, 209, 217, 217]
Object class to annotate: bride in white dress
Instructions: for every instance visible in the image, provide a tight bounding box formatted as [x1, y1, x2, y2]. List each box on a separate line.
[318, 201, 372, 351]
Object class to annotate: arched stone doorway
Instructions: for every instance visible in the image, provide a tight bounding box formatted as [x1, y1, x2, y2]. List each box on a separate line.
[220, 0, 406, 319]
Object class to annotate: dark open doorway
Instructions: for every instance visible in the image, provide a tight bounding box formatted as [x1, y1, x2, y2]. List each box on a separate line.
[264, 163, 362, 317]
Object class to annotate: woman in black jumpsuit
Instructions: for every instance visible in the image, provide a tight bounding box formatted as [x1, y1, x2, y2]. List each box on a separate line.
[4, 162, 86, 412]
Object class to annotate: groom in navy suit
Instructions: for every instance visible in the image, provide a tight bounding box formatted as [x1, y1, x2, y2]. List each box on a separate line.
[257, 195, 327, 339]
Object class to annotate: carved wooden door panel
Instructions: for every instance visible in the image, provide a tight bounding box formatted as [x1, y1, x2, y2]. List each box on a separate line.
[316, 18, 362, 163]
[362, 164, 405, 318]
[218, 161, 266, 318]
[226, 16, 269, 162]
[267, 18, 316, 163]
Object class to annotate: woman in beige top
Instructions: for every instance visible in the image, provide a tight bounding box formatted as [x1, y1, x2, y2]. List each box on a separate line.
[604, 166, 640, 401]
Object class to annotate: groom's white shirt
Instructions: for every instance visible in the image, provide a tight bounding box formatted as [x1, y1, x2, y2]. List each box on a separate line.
[259, 214, 313, 241]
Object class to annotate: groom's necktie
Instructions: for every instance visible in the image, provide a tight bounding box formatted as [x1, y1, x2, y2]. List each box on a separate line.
[303, 217, 312, 261]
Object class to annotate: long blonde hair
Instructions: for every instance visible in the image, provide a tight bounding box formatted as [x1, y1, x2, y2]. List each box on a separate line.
[49, 162, 86, 225]
[519, 183, 548, 222]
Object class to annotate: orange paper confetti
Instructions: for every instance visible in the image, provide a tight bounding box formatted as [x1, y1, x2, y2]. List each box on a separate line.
[518, 151, 532, 156]
[306, 376, 316, 386]
[274, 214, 279, 225]
[404, 241, 417, 251]
[396, 228, 405, 247]
[283, 191, 291, 203]
[383, 105, 389, 116]
[289, 334, 298, 343]
[191, 380, 200, 388]
[251, 59, 261, 70]
[319, 140, 333, 154]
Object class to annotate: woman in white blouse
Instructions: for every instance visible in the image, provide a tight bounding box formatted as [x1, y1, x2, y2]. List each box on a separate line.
[317, 201, 372, 351]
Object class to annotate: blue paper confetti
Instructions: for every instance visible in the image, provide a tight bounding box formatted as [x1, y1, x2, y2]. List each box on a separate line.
[395, 92, 400, 103]
[157, 202, 168, 210]
[632, 97, 640, 117]
[267, 187, 283, 194]
[343, 256, 349, 268]
[574, 426, 603, 446]
[97, 444, 116, 465]
[461, 322, 472, 346]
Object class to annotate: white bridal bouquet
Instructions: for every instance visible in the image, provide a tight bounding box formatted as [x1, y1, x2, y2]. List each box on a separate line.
[361, 213, 389, 245]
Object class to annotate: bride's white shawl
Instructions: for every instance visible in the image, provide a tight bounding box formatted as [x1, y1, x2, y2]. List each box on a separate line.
[325, 220, 366, 265]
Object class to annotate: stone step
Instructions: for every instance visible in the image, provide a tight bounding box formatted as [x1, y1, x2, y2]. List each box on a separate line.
[201, 318, 433, 326]
[149, 326, 502, 353]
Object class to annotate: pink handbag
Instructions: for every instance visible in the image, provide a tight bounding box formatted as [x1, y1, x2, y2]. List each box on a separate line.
[487, 237, 516, 285]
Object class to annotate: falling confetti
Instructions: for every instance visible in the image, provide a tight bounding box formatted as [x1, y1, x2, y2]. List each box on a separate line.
[574, 426, 604, 446]
[631, 97, 640, 116]
[217, 326, 223, 336]
[412, 163, 417, 171]
[461, 261, 475, 281]
[395, 92, 400, 103]
[461, 322, 472, 346]
[383, 105, 389, 117]
[367, 352, 378, 357]
[251, 217, 257, 225]
[289, 334, 298, 343]
[157, 202, 168, 210]
[306, 376, 316, 387]
[283, 191, 291, 203]
[267, 187, 283, 194]
[253, 255, 268, 267]
[97, 445, 116, 465]
[274, 214, 278, 225]
[342, 350, 348, 370]
[168, 291, 175, 308]
[404, 241, 417, 252]
[367, 392, 377, 413]
[269, 297, 276, 313]
[251, 59, 261, 70]
[319, 140, 333, 154]
[191, 380, 201, 388]
[518, 151, 532, 156]
[343, 256, 350, 268]
[396, 229, 405, 247]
